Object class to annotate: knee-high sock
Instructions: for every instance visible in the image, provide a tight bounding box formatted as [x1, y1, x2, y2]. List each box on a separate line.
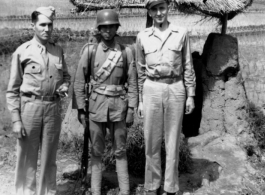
[116, 155, 130, 195]
[91, 156, 102, 195]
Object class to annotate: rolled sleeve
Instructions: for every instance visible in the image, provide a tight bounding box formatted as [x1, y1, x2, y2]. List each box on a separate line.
[6, 50, 23, 123]
[136, 33, 147, 102]
[182, 31, 196, 97]
[72, 46, 89, 109]
[126, 46, 138, 108]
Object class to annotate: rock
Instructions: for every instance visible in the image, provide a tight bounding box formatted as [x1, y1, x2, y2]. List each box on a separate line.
[183, 134, 249, 194]
[188, 130, 222, 148]
[202, 33, 238, 76]
[224, 76, 250, 136]
[57, 180, 70, 192]
[61, 101, 84, 139]
[198, 33, 251, 139]
[62, 164, 79, 175]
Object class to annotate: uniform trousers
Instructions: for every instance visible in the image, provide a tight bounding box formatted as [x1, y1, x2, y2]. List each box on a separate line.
[89, 119, 129, 195]
[143, 79, 186, 193]
[15, 96, 61, 195]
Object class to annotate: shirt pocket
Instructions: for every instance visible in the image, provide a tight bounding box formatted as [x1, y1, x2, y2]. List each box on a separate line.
[145, 47, 157, 65]
[113, 60, 124, 79]
[145, 47, 157, 55]
[54, 63, 63, 78]
[167, 46, 182, 65]
[89, 92, 98, 114]
[24, 64, 41, 74]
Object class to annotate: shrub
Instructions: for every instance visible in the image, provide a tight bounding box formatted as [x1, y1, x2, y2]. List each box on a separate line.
[248, 103, 265, 150]
[103, 122, 193, 177]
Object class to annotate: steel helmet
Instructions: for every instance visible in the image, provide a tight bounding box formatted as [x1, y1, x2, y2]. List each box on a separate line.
[96, 9, 121, 28]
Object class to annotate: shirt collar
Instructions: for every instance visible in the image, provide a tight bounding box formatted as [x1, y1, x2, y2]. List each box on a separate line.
[31, 37, 52, 53]
[101, 40, 117, 52]
[146, 22, 179, 37]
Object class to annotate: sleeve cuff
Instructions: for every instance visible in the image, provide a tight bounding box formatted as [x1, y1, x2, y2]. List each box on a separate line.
[11, 110, 21, 123]
[186, 87, 195, 97]
[139, 94, 143, 102]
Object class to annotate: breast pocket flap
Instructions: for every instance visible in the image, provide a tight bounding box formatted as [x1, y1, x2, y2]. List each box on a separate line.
[145, 48, 157, 54]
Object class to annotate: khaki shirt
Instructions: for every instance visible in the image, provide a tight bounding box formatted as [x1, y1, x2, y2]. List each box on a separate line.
[73, 41, 138, 122]
[6, 38, 71, 123]
[136, 23, 196, 102]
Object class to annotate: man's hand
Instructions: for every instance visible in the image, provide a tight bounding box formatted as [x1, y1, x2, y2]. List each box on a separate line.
[185, 96, 195, 114]
[137, 102, 144, 119]
[77, 109, 86, 129]
[126, 107, 134, 128]
[13, 121, 26, 139]
[56, 84, 69, 98]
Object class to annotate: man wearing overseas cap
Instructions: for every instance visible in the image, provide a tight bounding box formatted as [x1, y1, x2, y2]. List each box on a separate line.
[6, 6, 71, 195]
[136, 0, 196, 194]
[73, 9, 138, 195]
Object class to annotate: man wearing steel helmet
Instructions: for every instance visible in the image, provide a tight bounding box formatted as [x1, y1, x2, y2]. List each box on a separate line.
[73, 9, 138, 195]
[6, 6, 71, 195]
[136, 0, 196, 194]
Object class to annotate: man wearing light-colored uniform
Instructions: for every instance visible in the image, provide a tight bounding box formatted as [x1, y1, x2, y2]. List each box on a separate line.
[6, 6, 71, 195]
[73, 9, 138, 195]
[136, 0, 196, 194]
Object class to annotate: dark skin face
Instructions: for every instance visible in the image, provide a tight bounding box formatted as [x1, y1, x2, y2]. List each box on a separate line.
[98, 24, 119, 46]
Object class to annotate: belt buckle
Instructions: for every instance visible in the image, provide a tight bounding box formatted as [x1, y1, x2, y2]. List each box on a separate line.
[40, 96, 44, 101]
[168, 78, 174, 84]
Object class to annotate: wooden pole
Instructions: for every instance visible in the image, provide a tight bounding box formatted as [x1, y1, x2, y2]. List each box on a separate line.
[221, 13, 228, 35]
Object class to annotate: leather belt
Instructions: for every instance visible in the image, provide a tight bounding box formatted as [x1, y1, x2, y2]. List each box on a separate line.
[93, 85, 126, 96]
[147, 76, 181, 84]
[22, 94, 59, 101]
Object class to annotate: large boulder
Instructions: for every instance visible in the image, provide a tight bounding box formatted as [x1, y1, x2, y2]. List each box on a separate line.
[180, 133, 251, 194]
[199, 33, 250, 137]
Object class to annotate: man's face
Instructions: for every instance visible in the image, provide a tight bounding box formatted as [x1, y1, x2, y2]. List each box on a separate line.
[148, 2, 169, 25]
[99, 24, 118, 41]
[32, 14, 53, 43]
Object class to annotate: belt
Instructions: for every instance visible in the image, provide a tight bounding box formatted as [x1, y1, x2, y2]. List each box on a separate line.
[22, 94, 59, 101]
[93, 85, 126, 96]
[147, 76, 181, 84]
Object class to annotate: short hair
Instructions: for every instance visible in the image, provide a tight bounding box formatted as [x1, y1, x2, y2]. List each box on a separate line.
[31, 11, 41, 23]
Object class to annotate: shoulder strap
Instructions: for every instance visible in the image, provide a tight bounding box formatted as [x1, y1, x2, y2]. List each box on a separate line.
[90, 44, 98, 80]
[85, 44, 98, 83]
[120, 44, 128, 84]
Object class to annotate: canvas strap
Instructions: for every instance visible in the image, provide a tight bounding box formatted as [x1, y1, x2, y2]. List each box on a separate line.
[93, 49, 122, 84]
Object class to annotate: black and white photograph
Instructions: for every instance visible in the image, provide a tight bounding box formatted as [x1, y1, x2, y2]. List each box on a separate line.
[0, 0, 265, 195]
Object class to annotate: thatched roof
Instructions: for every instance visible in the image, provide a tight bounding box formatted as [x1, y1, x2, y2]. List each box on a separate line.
[174, 0, 253, 20]
[70, 0, 253, 19]
[70, 0, 145, 12]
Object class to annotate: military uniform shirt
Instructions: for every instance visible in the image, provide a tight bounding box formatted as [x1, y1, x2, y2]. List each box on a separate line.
[136, 23, 196, 102]
[73, 41, 138, 122]
[6, 38, 71, 123]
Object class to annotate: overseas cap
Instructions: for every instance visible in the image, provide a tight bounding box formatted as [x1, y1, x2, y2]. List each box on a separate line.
[145, 0, 168, 9]
[35, 6, 56, 21]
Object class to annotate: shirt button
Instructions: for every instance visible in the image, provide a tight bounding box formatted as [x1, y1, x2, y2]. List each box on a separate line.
[50, 76, 52, 78]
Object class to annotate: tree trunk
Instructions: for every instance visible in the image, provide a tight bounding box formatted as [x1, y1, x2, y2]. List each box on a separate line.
[221, 13, 228, 35]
